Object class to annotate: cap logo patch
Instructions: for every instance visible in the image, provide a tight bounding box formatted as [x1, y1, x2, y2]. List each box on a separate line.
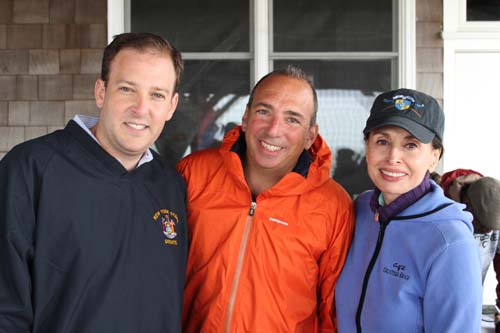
[395, 98, 411, 111]
[153, 209, 179, 246]
[384, 95, 424, 117]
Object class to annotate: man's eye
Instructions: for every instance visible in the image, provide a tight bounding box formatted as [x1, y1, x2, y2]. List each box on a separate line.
[287, 117, 300, 124]
[406, 142, 418, 149]
[119, 86, 132, 92]
[376, 139, 388, 145]
[152, 92, 165, 99]
[256, 109, 268, 115]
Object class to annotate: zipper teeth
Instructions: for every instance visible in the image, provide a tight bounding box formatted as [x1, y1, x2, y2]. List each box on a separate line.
[224, 203, 256, 332]
[355, 220, 388, 333]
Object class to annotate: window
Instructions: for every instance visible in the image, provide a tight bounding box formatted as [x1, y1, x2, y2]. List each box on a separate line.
[121, 0, 406, 196]
[467, 0, 500, 22]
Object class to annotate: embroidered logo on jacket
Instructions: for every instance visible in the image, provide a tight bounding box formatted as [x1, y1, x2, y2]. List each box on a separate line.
[382, 262, 410, 281]
[269, 217, 289, 226]
[153, 209, 179, 246]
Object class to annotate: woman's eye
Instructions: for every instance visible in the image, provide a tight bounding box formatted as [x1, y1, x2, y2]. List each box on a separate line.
[375, 139, 388, 145]
[406, 142, 418, 149]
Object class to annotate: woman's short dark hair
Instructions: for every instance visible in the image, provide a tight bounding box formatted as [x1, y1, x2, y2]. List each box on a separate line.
[432, 136, 444, 160]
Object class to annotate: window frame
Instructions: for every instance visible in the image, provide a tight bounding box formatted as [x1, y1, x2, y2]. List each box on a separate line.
[108, 0, 416, 88]
[443, 0, 500, 37]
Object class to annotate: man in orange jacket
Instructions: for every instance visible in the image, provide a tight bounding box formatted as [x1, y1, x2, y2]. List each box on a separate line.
[177, 65, 354, 332]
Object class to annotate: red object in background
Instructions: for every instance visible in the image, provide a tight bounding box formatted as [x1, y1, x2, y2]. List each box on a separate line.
[440, 168, 484, 198]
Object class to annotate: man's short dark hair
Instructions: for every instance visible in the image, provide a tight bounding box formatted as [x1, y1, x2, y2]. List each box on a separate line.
[101, 32, 183, 93]
[246, 65, 318, 126]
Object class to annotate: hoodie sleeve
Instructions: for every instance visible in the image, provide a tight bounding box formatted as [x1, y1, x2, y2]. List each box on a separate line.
[0, 147, 40, 332]
[423, 236, 482, 333]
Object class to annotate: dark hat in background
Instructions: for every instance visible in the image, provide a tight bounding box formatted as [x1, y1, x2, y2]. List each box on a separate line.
[440, 168, 484, 199]
[447, 173, 483, 202]
[466, 177, 500, 230]
[363, 88, 444, 143]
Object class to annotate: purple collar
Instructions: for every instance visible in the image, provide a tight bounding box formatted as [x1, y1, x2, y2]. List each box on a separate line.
[369, 172, 432, 223]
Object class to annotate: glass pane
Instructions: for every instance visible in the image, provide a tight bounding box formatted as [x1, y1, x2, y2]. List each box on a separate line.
[274, 0, 395, 52]
[131, 0, 250, 52]
[156, 61, 250, 165]
[467, 0, 500, 21]
[275, 60, 393, 196]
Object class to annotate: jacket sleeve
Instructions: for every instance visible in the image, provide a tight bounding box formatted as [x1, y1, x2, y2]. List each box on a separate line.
[423, 238, 482, 333]
[0, 149, 38, 332]
[317, 196, 355, 332]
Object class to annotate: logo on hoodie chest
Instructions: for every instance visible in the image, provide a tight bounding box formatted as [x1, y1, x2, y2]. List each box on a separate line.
[382, 262, 411, 281]
[153, 209, 179, 246]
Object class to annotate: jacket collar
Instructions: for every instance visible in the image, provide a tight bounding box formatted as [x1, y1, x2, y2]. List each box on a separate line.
[370, 172, 432, 223]
[66, 120, 132, 176]
[219, 126, 333, 196]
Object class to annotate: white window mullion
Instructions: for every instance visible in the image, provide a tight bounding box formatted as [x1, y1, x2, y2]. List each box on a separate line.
[398, 0, 416, 89]
[271, 52, 398, 60]
[253, 0, 270, 83]
[108, 0, 127, 42]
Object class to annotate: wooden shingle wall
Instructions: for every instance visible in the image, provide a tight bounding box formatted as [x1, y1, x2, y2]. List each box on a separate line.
[416, 0, 444, 107]
[0, 0, 106, 159]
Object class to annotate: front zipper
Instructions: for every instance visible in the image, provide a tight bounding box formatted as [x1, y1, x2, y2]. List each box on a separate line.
[224, 201, 256, 333]
[354, 202, 453, 332]
[355, 213, 390, 333]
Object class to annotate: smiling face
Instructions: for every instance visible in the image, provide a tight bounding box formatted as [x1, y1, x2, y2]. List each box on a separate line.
[93, 48, 178, 170]
[241, 74, 318, 179]
[365, 126, 441, 204]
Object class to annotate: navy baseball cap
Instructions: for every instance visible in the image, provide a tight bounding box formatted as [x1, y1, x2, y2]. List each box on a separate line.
[363, 88, 444, 143]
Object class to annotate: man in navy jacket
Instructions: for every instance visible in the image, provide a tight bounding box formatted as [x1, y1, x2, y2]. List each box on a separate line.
[0, 32, 188, 332]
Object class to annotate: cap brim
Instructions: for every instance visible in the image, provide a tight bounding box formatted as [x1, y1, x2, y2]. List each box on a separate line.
[363, 116, 435, 143]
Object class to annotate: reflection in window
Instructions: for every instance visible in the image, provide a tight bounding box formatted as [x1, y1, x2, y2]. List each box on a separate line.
[131, 0, 249, 52]
[130, 0, 396, 197]
[274, 0, 394, 52]
[467, 0, 500, 21]
[156, 61, 250, 165]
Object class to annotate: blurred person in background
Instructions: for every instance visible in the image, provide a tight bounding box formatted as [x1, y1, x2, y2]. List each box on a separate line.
[440, 169, 500, 305]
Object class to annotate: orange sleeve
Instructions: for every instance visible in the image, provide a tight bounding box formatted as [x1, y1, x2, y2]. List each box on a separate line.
[317, 197, 355, 332]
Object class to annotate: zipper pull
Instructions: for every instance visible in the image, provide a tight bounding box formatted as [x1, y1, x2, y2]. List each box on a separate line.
[374, 210, 379, 222]
[249, 202, 256, 216]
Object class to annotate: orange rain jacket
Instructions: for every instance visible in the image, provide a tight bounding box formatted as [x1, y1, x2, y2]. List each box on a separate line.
[177, 127, 354, 333]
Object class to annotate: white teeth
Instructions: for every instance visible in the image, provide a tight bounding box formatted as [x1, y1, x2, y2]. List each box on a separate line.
[261, 141, 281, 152]
[127, 122, 147, 130]
[381, 170, 405, 177]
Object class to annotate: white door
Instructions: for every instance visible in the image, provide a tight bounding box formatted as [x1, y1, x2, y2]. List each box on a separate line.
[443, 0, 500, 180]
